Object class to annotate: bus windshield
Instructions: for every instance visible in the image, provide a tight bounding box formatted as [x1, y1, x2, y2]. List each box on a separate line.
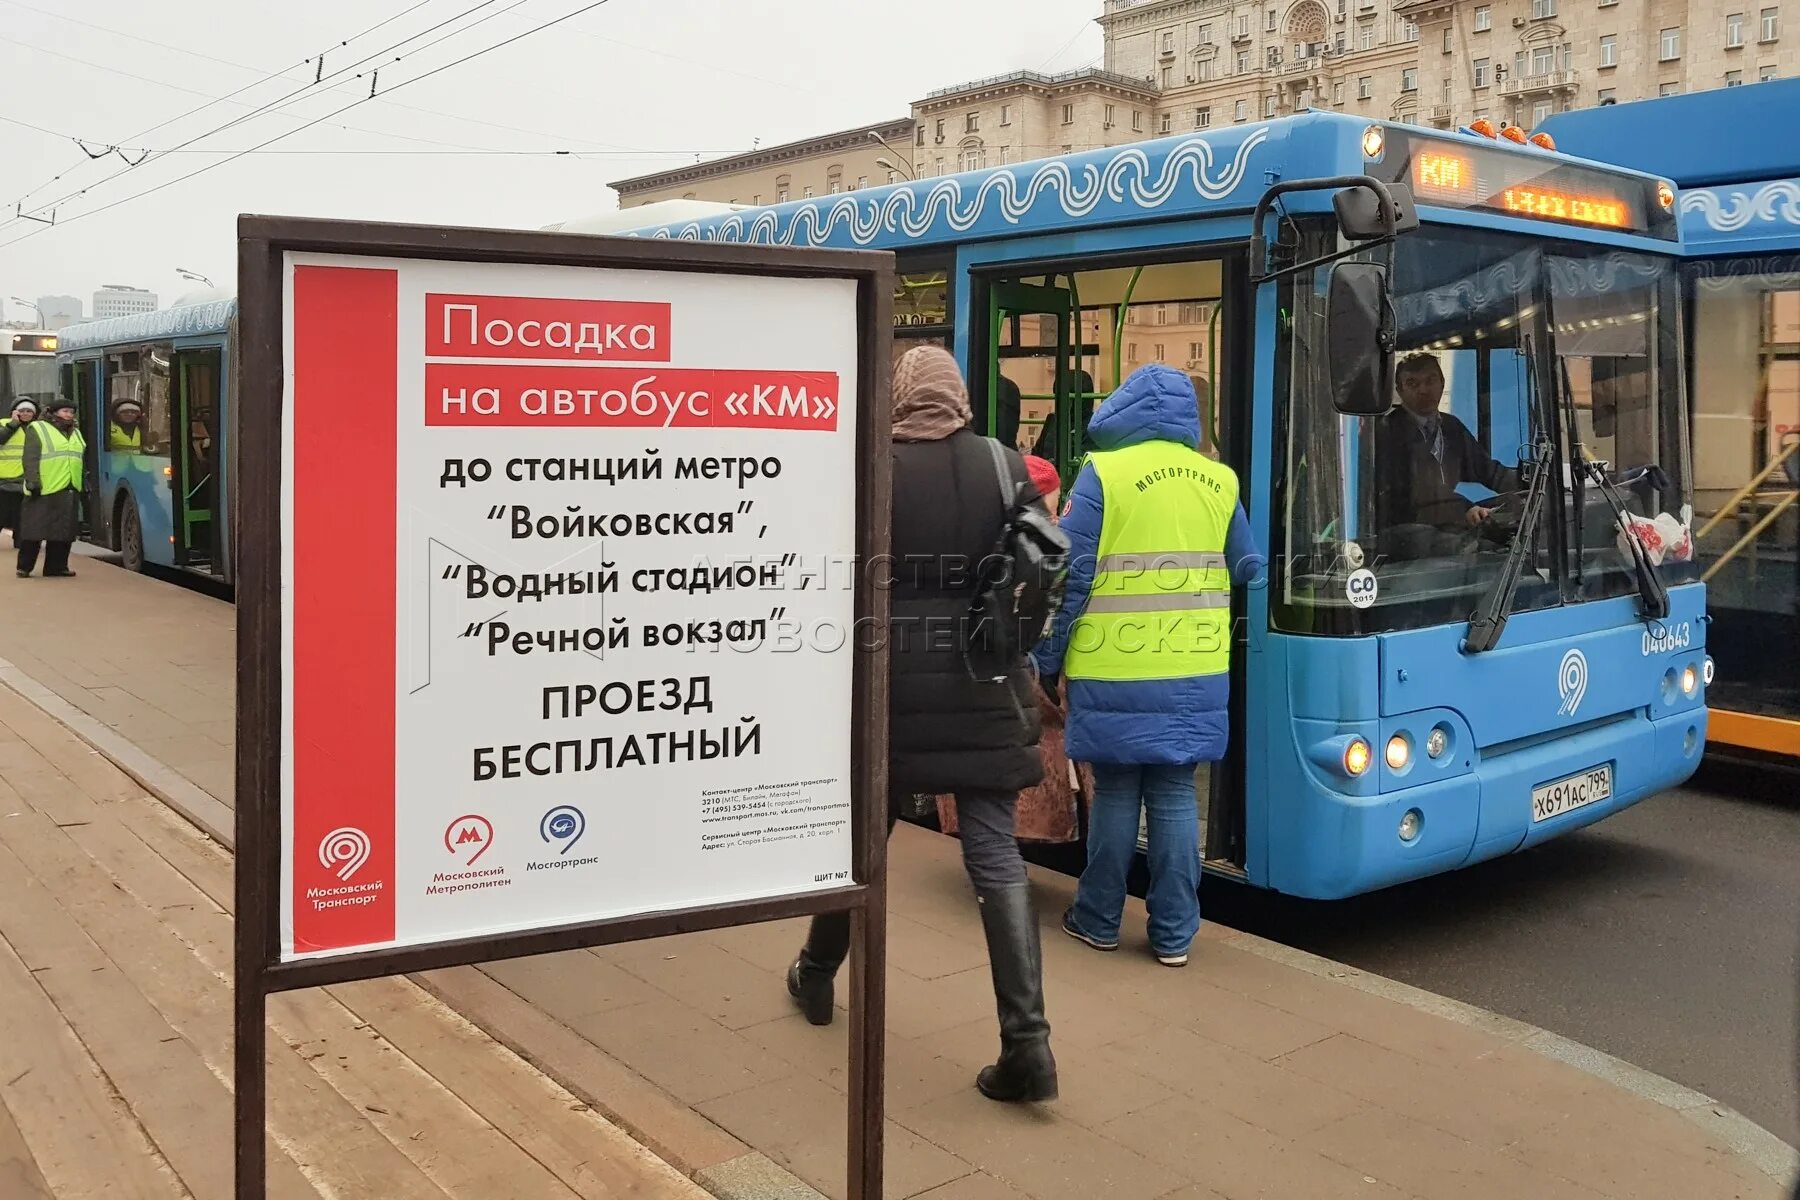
[1278, 224, 1693, 634]
[0, 355, 58, 410]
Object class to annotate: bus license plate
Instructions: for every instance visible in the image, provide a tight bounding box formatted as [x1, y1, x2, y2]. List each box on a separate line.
[1530, 764, 1613, 823]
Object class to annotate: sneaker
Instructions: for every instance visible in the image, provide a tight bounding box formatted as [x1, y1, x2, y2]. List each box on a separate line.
[1061, 909, 1119, 952]
[1155, 949, 1190, 968]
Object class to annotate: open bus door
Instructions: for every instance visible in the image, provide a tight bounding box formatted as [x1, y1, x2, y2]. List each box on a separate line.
[58, 358, 101, 544]
[170, 348, 222, 575]
[987, 281, 1078, 478]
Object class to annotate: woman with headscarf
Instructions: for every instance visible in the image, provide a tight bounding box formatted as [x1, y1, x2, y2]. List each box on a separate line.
[785, 344, 1058, 1104]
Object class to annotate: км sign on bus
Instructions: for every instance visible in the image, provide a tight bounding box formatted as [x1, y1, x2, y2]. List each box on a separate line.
[278, 257, 859, 962]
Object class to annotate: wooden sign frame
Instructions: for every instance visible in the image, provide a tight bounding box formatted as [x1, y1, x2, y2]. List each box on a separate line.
[233, 215, 892, 1199]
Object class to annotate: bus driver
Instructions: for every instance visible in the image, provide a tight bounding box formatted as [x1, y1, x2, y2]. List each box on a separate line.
[1376, 352, 1519, 541]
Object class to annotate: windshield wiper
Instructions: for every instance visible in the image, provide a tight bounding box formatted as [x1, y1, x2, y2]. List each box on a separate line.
[1463, 439, 1553, 653]
[1553, 354, 1670, 622]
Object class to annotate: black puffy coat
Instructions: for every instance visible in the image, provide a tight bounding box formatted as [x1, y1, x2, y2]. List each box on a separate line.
[887, 429, 1044, 794]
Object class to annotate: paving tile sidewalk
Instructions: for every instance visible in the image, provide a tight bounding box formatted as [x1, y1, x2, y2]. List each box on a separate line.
[1, 559, 1792, 1200]
[0, 682, 709, 1200]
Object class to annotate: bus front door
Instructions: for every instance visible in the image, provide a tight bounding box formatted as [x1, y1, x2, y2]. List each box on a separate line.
[988, 281, 1079, 480]
[171, 348, 222, 574]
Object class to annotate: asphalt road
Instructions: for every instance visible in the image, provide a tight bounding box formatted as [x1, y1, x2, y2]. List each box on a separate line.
[1202, 761, 1800, 1147]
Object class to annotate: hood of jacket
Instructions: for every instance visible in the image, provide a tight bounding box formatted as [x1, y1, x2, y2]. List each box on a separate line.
[1086, 363, 1201, 452]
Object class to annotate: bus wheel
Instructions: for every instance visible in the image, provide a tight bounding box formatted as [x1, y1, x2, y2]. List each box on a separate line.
[118, 502, 145, 573]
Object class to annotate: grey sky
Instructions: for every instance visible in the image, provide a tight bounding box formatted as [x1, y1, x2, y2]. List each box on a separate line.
[0, 0, 1103, 313]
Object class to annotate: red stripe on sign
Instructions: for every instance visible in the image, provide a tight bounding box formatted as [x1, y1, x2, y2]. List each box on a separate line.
[423, 362, 841, 431]
[290, 265, 398, 955]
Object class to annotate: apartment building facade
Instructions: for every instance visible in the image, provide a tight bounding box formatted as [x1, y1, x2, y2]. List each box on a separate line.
[613, 0, 1793, 209]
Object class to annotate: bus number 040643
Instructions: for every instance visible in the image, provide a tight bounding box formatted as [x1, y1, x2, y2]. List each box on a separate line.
[1530, 764, 1613, 823]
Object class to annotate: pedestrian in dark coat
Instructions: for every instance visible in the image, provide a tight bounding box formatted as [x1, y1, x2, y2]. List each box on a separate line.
[785, 344, 1059, 1104]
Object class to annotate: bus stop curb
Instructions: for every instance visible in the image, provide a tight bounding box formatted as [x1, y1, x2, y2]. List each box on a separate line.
[1215, 930, 1800, 1184]
[1, 649, 1791, 1189]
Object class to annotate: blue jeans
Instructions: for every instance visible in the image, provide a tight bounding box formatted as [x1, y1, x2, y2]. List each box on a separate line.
[1068, 762, 1201, 955]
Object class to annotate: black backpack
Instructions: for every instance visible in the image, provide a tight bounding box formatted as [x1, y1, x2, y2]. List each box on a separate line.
[962, 439, 1070, 684]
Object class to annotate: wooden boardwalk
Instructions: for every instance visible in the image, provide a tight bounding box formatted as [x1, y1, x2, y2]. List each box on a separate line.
[0, 683, 709, 1200]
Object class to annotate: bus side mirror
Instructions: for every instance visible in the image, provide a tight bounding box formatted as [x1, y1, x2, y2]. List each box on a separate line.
[1334, 182, 1418, 241]
[1326, 262, 1396, 416]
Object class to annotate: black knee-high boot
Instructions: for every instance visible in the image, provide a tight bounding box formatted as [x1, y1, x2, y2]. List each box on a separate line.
[974, 884, 1058, 1102]
[786, 911, 850, 1026]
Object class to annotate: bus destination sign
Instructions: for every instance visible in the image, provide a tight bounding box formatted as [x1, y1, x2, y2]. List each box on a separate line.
[1392, 135, 1672, 239]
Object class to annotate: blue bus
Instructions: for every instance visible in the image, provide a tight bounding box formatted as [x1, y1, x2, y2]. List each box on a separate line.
[1544, 82, 1800, 766]
[622, 111, 1707, 899]
[55, 297, 236, 581]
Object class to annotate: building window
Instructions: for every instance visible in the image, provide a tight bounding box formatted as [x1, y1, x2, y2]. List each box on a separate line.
[1237, 50, 1251, 72]
[1163, 30, 1175, 52]
[915, 127, 925, 146]
[885, 171, 898, 184]
[1000, 104, 1012, 125]
[1402, 19, 1419, 41]
[1531, 0, 1556, 16]
[1659, 82, 1680, 95]
[1474, 57, 1490, 86]
[1333, 80, 1346, 103]
[1265, 94, 1279, 116]
[1335, 31, 1347, 52]
[1160, 112, 1173, 132]
[1235, 99, 1249, 121]
[1134, 109, 1146, 131]
[1358, 74, 1372, 98]
[1128, 342, 1139, 362]
[1195, 105, 1212, 127]
[857, 175, 868, 189]
[1267, 45, 1282, 66]
[1153, 343, 1166, 359]
[1190, 341, 1205, 359]
[1762, 64, 1778, 80]
[1761, 6, 1779, 40]
[1473, 5, 1491, 30]
[827, 172, 842, 193]
[1442, 74, 1453, 99]
[1659, 27, 1680, 60]
[934, 157, 945, 175]
[1599, 35, 1617, 66]
[1198, 60, 1213, 81]
[1726, 69, 1744, 85]
[1531, 45, 1553, 74]
[1266, 7, 1278, 30]
[1532, 100, 1553, 123]
[1105, 103, 1116, 125]
[1062, 103, 1074, 124]
[1596, 88, 1615, 102]
[1359, 27, 1376, 49]
[966, 112, 979, 133]
[935, 118, 945, 140]
[1443, 28, 1453, 52]
[999, 146, 1012, 165]
[1401, 67, 1418, 90]
[1727, 12, 1745, 45]
[1237, 15, 1249, 37]
[1199, 22, 1212, 41]
[1162, 65, 1174, 86]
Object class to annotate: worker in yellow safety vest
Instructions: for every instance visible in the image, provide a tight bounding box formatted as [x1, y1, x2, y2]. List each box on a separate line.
[17, 395, 86, 578]
[109, 400, 144, 453]
[1033, 363, 1263, 968]
[0, 398, 37, 540]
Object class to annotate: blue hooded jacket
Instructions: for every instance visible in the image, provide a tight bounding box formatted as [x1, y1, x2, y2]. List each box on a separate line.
[1033, 364, 1264, 766]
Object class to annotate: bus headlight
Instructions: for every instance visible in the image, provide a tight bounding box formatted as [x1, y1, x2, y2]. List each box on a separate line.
[1426, 727, 1449, 759]
[1681, 664, 1698, 696]
[1398, 808, 1423, 841]
[1385, 734, 1411, 771]
[1703, 657, 1715, 686]
[1344, 737, 1372, 777]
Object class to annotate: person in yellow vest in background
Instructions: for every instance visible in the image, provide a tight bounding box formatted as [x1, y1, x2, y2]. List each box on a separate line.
[109, 400, 144, 453]
[1034, 364, 1263, 968]
[0, 398, 37, 544]
[18, 395, 86, 578]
